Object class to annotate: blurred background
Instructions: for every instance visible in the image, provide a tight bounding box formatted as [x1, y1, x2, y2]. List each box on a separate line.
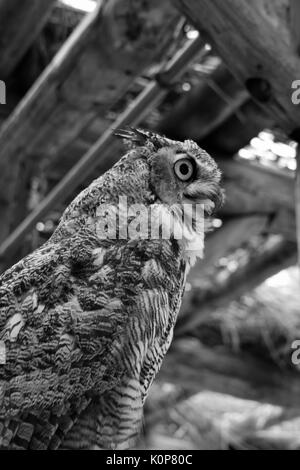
[0, 0, 299, 450]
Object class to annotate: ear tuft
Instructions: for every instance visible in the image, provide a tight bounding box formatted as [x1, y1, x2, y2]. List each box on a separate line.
[114, 127, 169, 151]
[114, 128, 148, 146]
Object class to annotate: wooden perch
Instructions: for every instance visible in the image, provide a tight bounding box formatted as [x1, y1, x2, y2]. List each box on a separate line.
[174, 0, 300, 134]
[0, 0, 180, 245]
[0, 0, 56, 78]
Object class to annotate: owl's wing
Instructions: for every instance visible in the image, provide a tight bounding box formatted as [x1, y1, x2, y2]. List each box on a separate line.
[0, 239, 129, 449]
[61, 239, 187, 450]
[0, 231, 186, 449]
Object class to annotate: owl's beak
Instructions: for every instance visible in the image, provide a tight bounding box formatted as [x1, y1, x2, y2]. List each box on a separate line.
[209, 185, 225, 214]
[183, 182, 224, 215]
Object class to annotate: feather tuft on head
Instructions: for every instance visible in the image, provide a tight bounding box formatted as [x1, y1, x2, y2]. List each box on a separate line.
[114, 127, 169, 151]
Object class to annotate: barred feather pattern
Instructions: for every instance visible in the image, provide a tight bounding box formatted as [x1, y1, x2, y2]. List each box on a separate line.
[0, 130, 221, 449]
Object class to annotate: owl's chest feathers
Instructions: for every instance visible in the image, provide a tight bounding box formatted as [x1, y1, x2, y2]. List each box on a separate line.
[154, 203, 204, 268]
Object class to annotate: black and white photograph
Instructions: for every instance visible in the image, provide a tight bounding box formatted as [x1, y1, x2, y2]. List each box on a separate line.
[0, 0, 299, 455]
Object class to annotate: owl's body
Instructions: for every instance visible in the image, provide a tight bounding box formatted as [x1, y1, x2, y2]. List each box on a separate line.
[0, 129, 222, 449]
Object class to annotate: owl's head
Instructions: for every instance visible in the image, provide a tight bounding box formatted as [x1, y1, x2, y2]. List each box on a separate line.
[115, 128, 224, 214]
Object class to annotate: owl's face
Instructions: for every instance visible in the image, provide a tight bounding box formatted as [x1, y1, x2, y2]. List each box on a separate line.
[115, 129, 223, 215]
[148, 139, 223, 214]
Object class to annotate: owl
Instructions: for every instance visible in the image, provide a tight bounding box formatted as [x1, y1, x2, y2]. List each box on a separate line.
[0, 128, 223, 449]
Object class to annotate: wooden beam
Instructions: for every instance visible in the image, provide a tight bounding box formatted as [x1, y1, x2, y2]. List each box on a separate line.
[0, 0, 56, 78]
[174, 0, 300, 134]
[0, 0, 181, 245]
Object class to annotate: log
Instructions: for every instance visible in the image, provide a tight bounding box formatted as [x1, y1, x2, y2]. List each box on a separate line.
[174, 0, 300, 134]
[0, 0, 56, 78]
[0, 0, 180, 244]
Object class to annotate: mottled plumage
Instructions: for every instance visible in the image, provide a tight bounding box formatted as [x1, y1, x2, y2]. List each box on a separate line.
[0, 129, 223, 449]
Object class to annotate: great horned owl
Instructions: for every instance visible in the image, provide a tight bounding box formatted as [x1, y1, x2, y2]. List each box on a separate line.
[0, 129, 223, 449]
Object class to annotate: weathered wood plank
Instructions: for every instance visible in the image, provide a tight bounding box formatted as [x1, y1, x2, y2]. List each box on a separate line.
[0, 0, 56, 78]
[0, 0, 180, 244]
[174, 0, 300, 134]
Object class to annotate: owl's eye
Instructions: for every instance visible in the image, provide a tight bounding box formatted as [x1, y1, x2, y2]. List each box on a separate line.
[174, 158, 194, 182]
